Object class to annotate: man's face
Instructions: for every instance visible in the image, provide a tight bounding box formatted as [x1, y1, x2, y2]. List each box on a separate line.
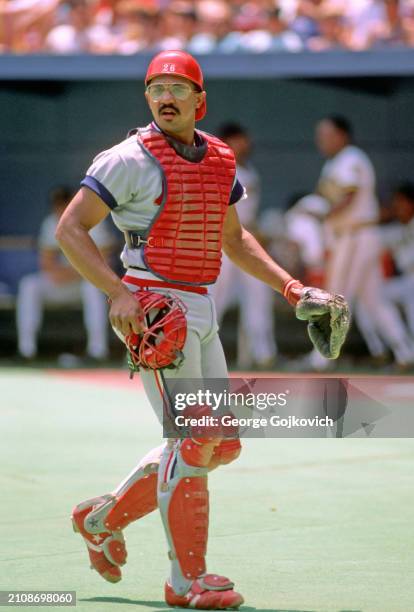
[315, 120, 348, 158]
[224, 134, 251, 164]
[145, 74, 205, 134]
[393, 193, 414, 224]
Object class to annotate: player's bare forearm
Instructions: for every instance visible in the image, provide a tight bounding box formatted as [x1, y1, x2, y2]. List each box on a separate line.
[55, 189, 123, 299]
[56, 221, 123, 298]
[56, 188, 144, 335]
[222, 207, 292, 293]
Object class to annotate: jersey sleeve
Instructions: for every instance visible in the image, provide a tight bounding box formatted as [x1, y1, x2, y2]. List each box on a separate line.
[229, 176, 246, 205]
[332, 154, 361, 189]
[81, 150, 133, 210]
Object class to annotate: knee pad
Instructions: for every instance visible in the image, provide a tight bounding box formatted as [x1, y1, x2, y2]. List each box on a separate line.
[180, 405, 223, 468]
[209, 438, 241, 470]
[180, 437, 222, 468]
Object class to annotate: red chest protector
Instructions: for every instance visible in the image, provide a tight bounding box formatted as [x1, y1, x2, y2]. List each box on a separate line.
[136, 127, 236, 286]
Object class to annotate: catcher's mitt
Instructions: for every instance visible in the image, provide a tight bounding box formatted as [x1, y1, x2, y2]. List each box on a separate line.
[284, 280, 350, 359]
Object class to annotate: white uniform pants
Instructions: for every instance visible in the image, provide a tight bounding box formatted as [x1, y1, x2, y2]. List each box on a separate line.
[212, 254, 276, 368]
[354, 273, 414, 359]
[383, 274, 414, 337]
[123, 272, 229, 420]
[16, 272, 108, 359]
[326, 228, 414, 363]
[120, 272, 238, 593]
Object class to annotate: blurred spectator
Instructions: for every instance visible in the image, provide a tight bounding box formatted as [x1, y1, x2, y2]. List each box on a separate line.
[188, 1, 236, 53]
[45, 0, 115, 53]
[157, 1, 197, 50]
[3, 0, 414, 53]
[307, 2, 351, 51]
[114, 3, 160, 54]
[0, 0, 60, 52]
[368, 0, 405, 48]
[290, 0, 324, 43]
[240, 8, 303, 52]
[401, 4, 414, 45]
[16, 187, 114, 360]
[346, 0, 408, 50]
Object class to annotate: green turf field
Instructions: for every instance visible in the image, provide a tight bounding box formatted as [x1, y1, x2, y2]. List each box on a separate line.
[1, 369, 413, 612]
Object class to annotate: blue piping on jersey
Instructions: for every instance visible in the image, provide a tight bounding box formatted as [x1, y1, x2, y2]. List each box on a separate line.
[80, 175, 118, 210]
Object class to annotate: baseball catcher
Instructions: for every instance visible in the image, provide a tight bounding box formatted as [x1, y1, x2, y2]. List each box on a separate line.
[56, 50, 349, 609]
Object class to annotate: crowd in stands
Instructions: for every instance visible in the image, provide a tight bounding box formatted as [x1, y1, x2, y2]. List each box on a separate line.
[2, 0, 414, 54]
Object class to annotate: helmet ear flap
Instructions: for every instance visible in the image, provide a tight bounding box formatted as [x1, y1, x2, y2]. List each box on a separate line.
[125, 291, 187, 370]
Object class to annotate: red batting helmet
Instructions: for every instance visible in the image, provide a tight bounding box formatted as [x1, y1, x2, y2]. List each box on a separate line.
[125, 291, 187, 370]
[145, 50, 206, 121]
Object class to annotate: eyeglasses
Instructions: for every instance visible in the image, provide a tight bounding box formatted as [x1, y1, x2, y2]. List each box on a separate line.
[146, 83, 196, 101]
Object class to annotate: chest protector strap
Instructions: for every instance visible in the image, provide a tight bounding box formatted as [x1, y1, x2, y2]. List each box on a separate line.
[135, 127, 236, 286]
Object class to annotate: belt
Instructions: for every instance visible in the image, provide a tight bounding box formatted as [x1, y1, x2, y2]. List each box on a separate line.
[124, 230, 165, 249]
[123, 275, 208, 295]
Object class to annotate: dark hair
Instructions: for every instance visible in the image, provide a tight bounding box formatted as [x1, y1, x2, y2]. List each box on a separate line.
[267, 8, 282, 19]
[323, 115, 353, 138]
[50, 186, 72, 206]
[395, 181, 414, 203]
[169, 4, 197, 20]
[218, 122, 248, 140]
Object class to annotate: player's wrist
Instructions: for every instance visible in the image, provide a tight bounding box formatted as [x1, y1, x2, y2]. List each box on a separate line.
[282, 278, 304, 307]
[108, 282, 132, 302]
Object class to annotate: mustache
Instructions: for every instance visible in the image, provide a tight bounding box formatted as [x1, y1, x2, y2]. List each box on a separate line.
[159, 104, 180, 114]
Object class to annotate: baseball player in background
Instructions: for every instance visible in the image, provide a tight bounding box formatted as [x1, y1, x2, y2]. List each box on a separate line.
[56, 51, 348, 609]
[284, 194, 330, 288]
[285, 192, 389, 366]
[380, 183, 414, 338]
[308, 115, 414, 370]
[212, 123, 277, 370]
[358, 182, 414, 359]
[16, 186, 112, 361]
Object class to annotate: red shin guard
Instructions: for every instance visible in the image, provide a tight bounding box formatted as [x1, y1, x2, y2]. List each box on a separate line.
[167, 476, 209, 579]
[104, 472, 158, 532]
